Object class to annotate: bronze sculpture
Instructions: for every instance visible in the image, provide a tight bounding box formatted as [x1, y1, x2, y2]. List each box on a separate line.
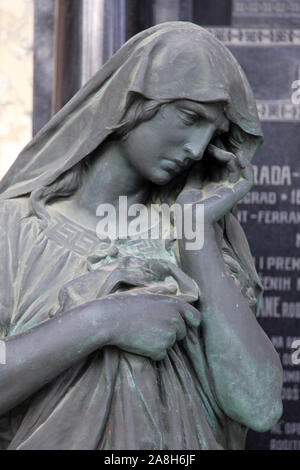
[0, 22, 282, 450]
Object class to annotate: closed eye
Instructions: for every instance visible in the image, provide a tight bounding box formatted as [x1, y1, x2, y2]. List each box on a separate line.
[179, 109, 201, 126]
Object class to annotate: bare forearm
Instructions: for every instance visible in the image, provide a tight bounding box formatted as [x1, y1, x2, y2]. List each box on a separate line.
[179, 225, 283, 430]
[0, 290, 203, 417]
[0, 300, 112, 416]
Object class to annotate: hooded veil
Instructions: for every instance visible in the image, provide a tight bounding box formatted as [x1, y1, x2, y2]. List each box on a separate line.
[0, 21, 263, 302]
[0, 21, 262, 196]
[0, 22, 264, 450]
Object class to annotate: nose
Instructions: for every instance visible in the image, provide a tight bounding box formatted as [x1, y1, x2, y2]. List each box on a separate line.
[183, 125, 215, 162]
[183, 143, 202, 160]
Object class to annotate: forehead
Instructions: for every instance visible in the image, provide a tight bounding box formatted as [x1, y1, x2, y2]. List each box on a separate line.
[173, 99, 229, 132]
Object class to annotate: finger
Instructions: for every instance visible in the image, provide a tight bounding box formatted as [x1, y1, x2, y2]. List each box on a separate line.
[207, 144, 236, 164]
[180, 303, 201, 328]
[221, 165, 230, 181]
[241, 161, 254, 182]
[165, 331, 177, 349]
[151, 349, 167, 362]
[233, 154, 253, 183]
[208, 144, 240, 183]
[177, 293, 199, 304]
[168, 297, 200, 326]
[228, 124, 244, 151]
[235, 150, 247, 169]
[171, 316, 187, 341]
[233, 170, 253, 199]
[228, 158, 241, 184]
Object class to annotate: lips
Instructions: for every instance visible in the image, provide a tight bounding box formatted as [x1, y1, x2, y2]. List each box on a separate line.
[160, 158, 189, 172]
[173, 158, 191, 169]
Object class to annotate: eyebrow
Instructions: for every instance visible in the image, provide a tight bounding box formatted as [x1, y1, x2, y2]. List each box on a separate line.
[179, 102, 230, 133]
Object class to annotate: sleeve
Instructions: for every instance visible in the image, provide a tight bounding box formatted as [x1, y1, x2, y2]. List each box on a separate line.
[0, 201, 19, 338]
[0, 200, 24, 448]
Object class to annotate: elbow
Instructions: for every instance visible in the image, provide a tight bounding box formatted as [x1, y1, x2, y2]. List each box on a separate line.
[246, 399, 283, 432]
[247, 364, 283, 432]
[221, 393, 283, 433]
[222, 394, 283, 433]
[214, 367, 283, 433]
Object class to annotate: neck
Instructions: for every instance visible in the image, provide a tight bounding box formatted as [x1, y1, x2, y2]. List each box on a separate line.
[75, 140, 150, 215]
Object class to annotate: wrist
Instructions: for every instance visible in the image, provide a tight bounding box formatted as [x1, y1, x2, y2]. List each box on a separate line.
[83, 298, 118, 348]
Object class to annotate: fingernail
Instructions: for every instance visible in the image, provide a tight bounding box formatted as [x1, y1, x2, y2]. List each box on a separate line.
[186, 310, 200, 327]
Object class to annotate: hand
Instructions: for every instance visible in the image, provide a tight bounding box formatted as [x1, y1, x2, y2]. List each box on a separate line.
[101, 292, 201, 361]
[176, 134, 254, 225]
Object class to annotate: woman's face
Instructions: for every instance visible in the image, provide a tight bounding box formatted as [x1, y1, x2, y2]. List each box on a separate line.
[120, 100, 230, 185]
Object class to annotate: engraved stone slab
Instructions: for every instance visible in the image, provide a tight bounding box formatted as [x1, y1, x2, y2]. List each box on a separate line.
[232, 0, 300, 28]
[210, 26, 300, 451]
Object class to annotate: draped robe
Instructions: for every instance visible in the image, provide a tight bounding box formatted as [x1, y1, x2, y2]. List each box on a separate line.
[0, 21, 264, 450]
[0, 197, 258, 450]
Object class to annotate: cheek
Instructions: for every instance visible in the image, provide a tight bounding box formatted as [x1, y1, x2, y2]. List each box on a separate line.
[130, 128, 159, 157]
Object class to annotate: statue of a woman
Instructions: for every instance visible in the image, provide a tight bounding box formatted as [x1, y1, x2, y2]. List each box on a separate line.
[0, 22, 282, 450]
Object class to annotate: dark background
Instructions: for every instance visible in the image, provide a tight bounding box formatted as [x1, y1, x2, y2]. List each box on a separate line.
[33, 0, 300, 450]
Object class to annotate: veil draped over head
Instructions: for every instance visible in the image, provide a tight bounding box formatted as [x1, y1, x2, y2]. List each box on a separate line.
[0, 21, 263, 307]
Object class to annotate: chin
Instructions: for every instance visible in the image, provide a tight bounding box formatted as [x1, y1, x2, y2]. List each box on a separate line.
[150, 170, 174, 186]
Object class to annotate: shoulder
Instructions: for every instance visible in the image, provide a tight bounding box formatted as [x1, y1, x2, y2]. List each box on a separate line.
[0, 197, 31, 233]
[0, 197, 30, 219]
